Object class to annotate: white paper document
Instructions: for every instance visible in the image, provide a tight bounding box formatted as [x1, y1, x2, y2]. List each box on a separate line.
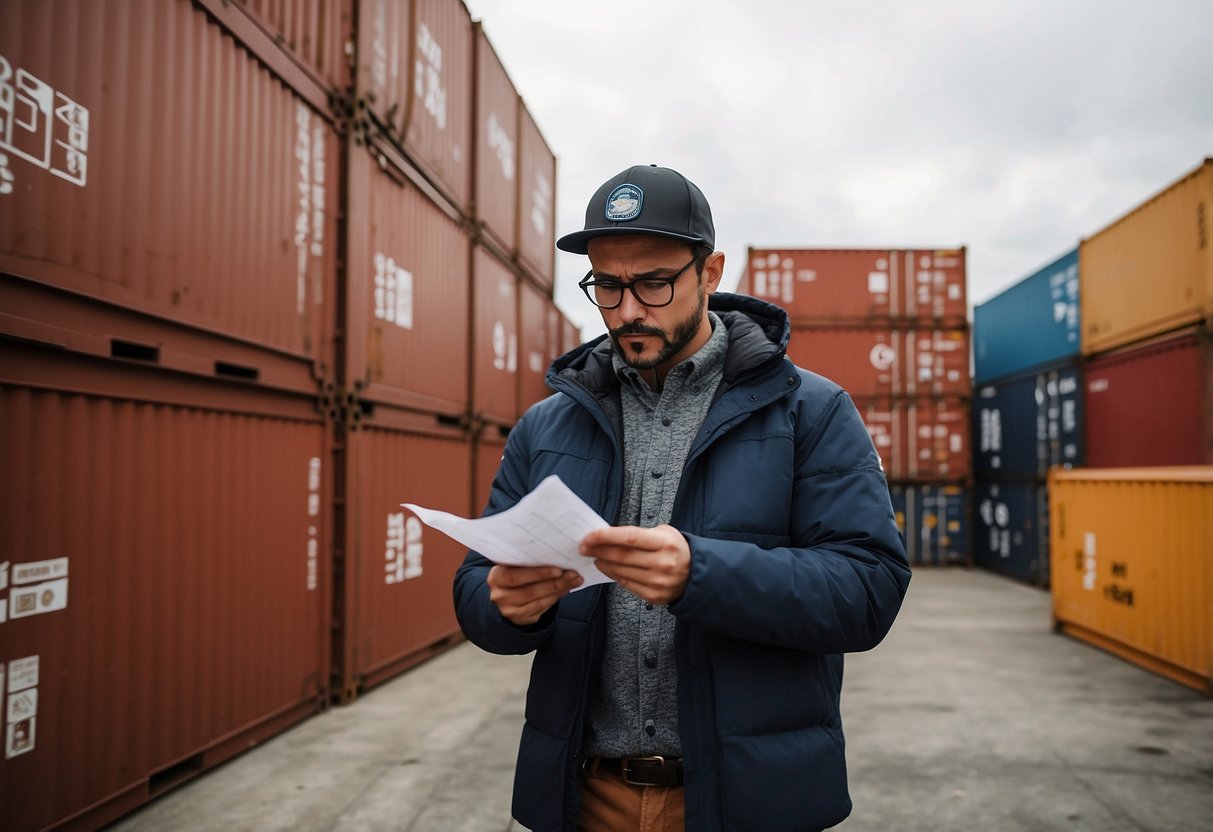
[402, 475, 612, 590]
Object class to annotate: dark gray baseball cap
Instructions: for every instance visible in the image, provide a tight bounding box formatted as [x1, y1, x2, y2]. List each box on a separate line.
[556, 164, 715, 254]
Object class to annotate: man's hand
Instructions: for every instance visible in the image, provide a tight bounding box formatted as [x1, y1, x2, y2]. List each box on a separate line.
[580, 524, 691, 605]
[487, 564, 583, 626]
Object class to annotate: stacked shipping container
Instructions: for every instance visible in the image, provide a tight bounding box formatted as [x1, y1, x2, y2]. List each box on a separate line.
[0, 1, 576, 828]
[739, 248, 971, 565]
[970, 249, 1083, 585]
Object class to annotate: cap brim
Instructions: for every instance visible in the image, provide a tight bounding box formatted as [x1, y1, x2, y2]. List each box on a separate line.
[555, 226, 707, 255]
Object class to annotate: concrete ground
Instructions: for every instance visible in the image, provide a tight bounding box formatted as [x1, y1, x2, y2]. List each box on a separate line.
[110, 569, 1213, 831]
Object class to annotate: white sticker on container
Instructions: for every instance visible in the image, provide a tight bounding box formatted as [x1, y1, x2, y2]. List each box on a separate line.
[0, 561, 8, 591]
[7, 656, 37, 692]
[1088, 378, 1109, 393]
[8, 579, 68, 619]
[373, 253, 414, 330]
[868, 272, 888, 294]
[7, 687, 36, 723]
[13, 557, 69, 586]
[796, 269, 816, 283]
[5, 716, 34, 759]
[0, 599, 6, 623]
[1083, 532, 1097, 591]
[869, 344, 896, 371]
[0, 57, 90, 192]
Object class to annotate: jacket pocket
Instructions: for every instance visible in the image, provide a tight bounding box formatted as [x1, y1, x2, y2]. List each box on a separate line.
[699, 432, 793, 539]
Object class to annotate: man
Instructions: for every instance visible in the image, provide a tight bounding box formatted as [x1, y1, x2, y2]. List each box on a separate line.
[454, 164, 910, 831]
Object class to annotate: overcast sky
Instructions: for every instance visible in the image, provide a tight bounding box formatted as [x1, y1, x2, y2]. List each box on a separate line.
[462, 0, 1213, 338]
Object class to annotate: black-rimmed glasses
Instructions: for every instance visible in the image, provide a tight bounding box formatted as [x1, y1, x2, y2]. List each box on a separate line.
[577, 255, 701, 309]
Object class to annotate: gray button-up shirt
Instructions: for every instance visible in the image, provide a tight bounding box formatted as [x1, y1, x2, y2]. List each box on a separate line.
[584, 312, 728, 758]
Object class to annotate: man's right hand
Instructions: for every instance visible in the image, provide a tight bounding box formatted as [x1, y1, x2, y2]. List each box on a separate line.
[487, 564, 584, 626]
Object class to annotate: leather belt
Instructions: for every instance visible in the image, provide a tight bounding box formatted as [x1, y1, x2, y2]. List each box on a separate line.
[585, 755, 684, 787]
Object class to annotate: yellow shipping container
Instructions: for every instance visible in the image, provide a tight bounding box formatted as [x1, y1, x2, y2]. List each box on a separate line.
[1080, 158, 1213, 356]
[1049, 467, 1213, 695]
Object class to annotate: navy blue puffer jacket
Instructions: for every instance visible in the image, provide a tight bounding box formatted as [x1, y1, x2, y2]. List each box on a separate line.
[454, 293, 911, 831]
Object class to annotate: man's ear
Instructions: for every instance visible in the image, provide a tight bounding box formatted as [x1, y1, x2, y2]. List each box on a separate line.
[702, 251, 726, 294]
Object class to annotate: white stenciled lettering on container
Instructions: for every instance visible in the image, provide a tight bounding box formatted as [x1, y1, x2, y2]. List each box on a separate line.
[487, 113, 515, 180]
[0, 54, 90, 193]
[295, 104, 312, 315]
[415, 22, 446, 130]
[385, 513, 423, 584]
[1083, 532, 1097, 591]
[310, 120, 326, 307]
[371, 0, 388, 90]
[306, 457, 321, 591]
[530, 171, 552, 236]
[373, 252, 414, 329]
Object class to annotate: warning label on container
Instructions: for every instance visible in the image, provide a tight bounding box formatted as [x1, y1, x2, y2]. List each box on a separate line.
[8, 578, 68, 619]
[7, 656, 37, 692]
[12, 557, 68, 586]
[0, 54, 90, 194]
[7, 687, 36, 723]
[6, 716, 35, 759]
[373, 252, 414, 329]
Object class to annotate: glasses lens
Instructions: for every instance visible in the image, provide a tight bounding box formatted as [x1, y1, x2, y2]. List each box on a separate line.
[590, 281, 622, 308]
[633, 279, 674, 306]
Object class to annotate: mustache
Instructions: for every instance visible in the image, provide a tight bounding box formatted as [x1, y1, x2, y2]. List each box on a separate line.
[610, 323, 665, 339]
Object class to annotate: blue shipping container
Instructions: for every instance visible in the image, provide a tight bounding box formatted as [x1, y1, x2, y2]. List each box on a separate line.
[973, 478, 1049, 586]
[973, 249, 1079, 383]
[973, 361, 1083, 479]
[888, 483, 969, 566]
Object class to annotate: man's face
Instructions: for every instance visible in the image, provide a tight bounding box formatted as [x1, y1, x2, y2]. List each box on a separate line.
[586, 235, 724, 377]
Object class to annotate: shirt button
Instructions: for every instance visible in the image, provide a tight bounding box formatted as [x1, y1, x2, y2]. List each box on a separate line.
[644, 651, 658, 669]
[661, 417, 671, 426]
[651, 470, 662, 478]
[645, 602, 654, 611]
[644, 720, 656, 737]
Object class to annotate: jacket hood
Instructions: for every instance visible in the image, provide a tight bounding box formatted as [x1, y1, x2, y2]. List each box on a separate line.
[548, 292, 791, 395]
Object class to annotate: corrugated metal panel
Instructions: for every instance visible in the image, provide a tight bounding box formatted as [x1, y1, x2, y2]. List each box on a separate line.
[973, 361, 1084, 479]
[788, 326, 970, 398]
[742, 248, 968, 325]
[516, 101, 556, 290]
[472, 244, 518, 425]
[0, 0, 339, 395]
[355, 0, 473, 212]
[474, 424, 511, 516]
[518, 280, 555, 414]
[973, 249, 1080, 383]
[232, 0, 354, 93]
[561, 314, 582, 355]
[887, 483, 970, 566]
[1080, 159, 1213, 356]
[472, 22, 518, 255]
[1085, 329, 1213, 467]
[973, 478, 1049, 585]
[337, 412, 470, 698]
[0, 344, 329, 832]
[344, 145, 471, 415]
[1049, 466, 1213, 695]
[857, 398, 970, 481]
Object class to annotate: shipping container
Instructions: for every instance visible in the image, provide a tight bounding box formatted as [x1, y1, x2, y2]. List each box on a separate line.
[516, 101, 557, 290]
[472, 244, 519, 426]
[973, 249, 1080, 384]
[562, 316, 584, 355]
[344, 144, 471, 416]
[739, 248, 967, 325]
[474, 422, 512, 515]
[333, 405, 471, 701]
[887, 482, 970, 566]
[1084, 328, 1213, 467]
[1080, 159, 1213, 356]
[0, 0, 340, 397]
[1049, 466, 1213, 695]
[472, 22, 519, 257]
[355, 0, 474, 213]
[518, 280, 558, 414]
[0, 342, 331, 832]
[973, 361, 1084, 479]
[857, 398, 971, 481]
[788, 326, 970, 399]
[973, 479, 1049, 586]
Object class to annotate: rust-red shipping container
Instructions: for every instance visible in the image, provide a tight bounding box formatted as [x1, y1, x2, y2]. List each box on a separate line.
[344, 144, 471, 415]
[472, 244, 519, 425]
[334, 406, 471, 701]
[472, 22, 519, 257]
[1084, 328, 1213, 467]
[474, 423, 512, 514]
[857, 398, 971, 481]
[0, 342, 331, 832]
[0, 0, 340, 396]
[516, 101, 557, 290]
[739, 248, 968, 325]
[518, 281, 559, 414]
[787, 326, 970, 399]
[562, 315, 583, 355]
[355, 0, 473, 213]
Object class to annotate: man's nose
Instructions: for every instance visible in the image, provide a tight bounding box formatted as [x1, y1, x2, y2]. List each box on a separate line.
[616, 285, 647, 322]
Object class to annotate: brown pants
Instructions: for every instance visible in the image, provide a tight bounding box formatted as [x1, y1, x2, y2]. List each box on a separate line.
[577, 766, 685, 832]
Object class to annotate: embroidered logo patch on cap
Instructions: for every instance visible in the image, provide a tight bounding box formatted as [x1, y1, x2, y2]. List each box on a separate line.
[604, 183, 643, 222]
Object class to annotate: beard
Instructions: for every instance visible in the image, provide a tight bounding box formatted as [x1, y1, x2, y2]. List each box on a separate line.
[609, 284, 706, 371]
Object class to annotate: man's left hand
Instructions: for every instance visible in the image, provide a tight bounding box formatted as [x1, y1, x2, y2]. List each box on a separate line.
[580, 525, 690, 605]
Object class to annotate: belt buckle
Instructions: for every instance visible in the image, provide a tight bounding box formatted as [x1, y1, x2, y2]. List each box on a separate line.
[622, 755, 669, 786]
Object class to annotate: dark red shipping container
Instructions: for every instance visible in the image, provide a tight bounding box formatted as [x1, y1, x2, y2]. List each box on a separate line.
[472, 244, 519, 426]
[787, 326, 970, 399]
[472, 22, 519, 257]
[474, 423, 511, 515]
[0, 343, 330, 832]
[334, 406, 471, 700]
[344, 145, 471, 415]
[516, 101, 557, 290]
[562, 315, 583, 355]
[856, 398, 971, 481]
[0, 0, 340, 396]
[518, 281, 558, 414]
[740, 248, 968, 325]
[355, 0, 473, 213]
[1084, 328, 1213, 467]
